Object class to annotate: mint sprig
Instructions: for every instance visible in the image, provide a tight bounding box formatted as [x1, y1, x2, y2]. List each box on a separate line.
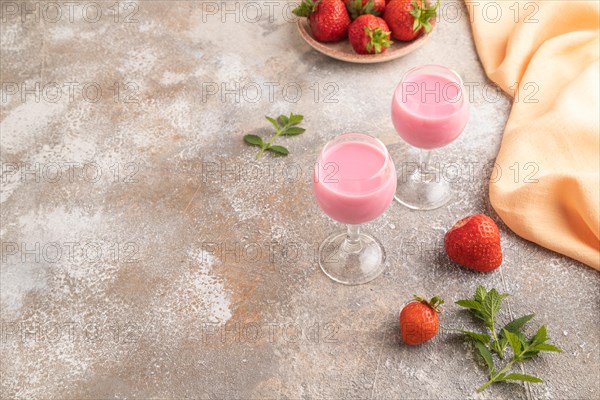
[456, 286, 562, 392]
[457, 287, 509, 358]
[244, 113, 305, 159]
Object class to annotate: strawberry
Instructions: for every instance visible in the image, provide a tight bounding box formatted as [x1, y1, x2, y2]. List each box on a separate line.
[294, 0, 351, 42]
[400, 296, 443, 346]
[348, 15, 392, 54]
[345, 0, 385, 19]
[383, 0, 438, 41]
[444, 214, 503, 272]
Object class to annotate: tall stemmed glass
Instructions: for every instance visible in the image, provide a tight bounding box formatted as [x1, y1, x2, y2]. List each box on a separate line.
[391, 64, 470, 210]
[313, 133, 396, 285]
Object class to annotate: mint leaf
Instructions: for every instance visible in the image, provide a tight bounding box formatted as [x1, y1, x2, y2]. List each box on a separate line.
[521, 349, 540, 360]
[265, 116, 280, 131]
[500, 373, 543, 383]
[475, 286, 487, 302]
[283, 127, 306, 136]
[288, 113, 304, 125]
[502, 314, 534, 336]
[278, 114, 289, 126]
[244, 134, 264, 146]
[475, 342, 494, 374]
[503, 329, 522, 355]
[267, 145, 289, 155]
[516, 332, 529, 346]
[533, 343, 562, 352]
[461, 330, 491, 345]
[455, 299, 481, 311]
[481, 288, 507, 320]
[531, 325, 548, 346]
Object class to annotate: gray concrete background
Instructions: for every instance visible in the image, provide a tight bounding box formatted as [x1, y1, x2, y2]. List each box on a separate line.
[1, 1, 599, 399]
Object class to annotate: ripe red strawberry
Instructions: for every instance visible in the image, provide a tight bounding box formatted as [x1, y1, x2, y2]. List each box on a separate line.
[294, 0, 351, 42]
[445, 214, 503, 272]
[348, 15, 392, 54]
[400, 296, 443, 346]
[384, 0, 438, 41]
[345, 0, 385, 19]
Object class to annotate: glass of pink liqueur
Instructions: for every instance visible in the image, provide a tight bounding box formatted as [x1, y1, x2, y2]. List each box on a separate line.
[313, 133, 396, 285]
[391, 64, 470, 210]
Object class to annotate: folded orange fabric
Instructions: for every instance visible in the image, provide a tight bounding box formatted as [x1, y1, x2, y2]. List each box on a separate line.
[466, 0, 600, 269]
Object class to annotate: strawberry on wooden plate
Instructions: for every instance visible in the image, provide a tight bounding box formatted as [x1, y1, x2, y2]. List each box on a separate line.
[348, 14, 392, 54]
[384, 0, 438, 41]
[345, 0, 386, 19]
[293, 0, 351, 42]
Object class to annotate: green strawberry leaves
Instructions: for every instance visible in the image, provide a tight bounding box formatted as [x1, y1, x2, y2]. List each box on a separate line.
[409, 0, 440, 33]
[293, 0, 318, 17]
[347, 0, 380, 19]
[456, 286, 562, 392]
[365, 26, 392, 54]
[413, 295, 444, 313]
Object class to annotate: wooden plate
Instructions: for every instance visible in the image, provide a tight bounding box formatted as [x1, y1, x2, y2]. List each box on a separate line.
[296, 18, 434, 64]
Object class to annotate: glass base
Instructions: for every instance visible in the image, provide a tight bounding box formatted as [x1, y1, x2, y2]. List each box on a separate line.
[394, 169, 452, 210]
[318, 230, 386, 285]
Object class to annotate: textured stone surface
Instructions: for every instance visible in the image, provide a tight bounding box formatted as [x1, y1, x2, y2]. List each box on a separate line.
[1, 1, 598, 399]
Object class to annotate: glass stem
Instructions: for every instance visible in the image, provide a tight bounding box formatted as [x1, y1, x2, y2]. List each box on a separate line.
[418, 149, 434, 183]
[342, 224, 362, 254]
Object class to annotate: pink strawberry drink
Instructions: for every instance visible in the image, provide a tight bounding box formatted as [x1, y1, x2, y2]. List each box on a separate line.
[392, 72, 469, 149]
[313, 133, 396, 225]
